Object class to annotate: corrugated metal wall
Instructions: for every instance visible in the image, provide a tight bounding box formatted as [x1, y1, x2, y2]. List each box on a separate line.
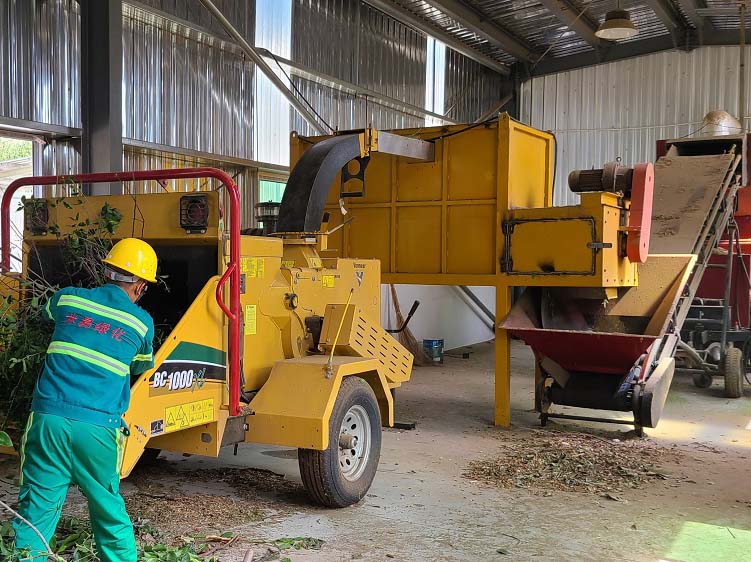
[291, 0, 427, 134]
[122, 5, 255, 160]
[2, 0, 508, 179]
[132, 0, 253, 39]
[444, 49, 506, 123]
[520, 46, 751, 207]
[0, 0, 80, 127]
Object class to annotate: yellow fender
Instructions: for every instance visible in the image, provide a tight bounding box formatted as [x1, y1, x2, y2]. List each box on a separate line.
[246, 356, 393, 450]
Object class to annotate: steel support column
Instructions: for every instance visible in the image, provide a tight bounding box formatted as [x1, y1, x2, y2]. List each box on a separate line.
[495, 285, 512, 427]
[81, 0, 123, 195]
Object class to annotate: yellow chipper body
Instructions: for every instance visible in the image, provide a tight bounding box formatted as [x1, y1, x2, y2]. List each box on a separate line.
[6, 182, 413, 507]
[289, 114, 709, 434]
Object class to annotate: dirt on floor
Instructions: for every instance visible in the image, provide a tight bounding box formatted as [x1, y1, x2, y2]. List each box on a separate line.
[2, 340, 751, 562]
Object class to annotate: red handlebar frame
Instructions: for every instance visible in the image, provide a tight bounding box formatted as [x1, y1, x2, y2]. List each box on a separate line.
[0, 168, 244, 416]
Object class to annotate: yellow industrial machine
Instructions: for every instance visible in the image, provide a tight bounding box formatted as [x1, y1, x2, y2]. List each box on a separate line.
[290, 114, 697, 433]
[2, 114, 729, 504]
[0, 161, 422, 507]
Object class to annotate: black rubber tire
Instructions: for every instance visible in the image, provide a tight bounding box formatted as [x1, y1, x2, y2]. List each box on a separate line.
[692, 372, 713, 389]
[298, 377, 382, 508]
[723, 346, 744, 398]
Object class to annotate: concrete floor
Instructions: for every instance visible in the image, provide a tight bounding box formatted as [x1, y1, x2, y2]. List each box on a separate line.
[141, 341, 751, 562]
[3, 340, 751, 561]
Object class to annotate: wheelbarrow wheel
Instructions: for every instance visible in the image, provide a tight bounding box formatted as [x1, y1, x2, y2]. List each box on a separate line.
[692, 372, 713, 389]
[298, 377, 382, 508]
[723, 346, 744, 399]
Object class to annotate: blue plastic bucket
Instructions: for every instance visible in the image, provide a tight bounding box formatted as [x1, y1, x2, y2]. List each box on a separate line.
[422, 339, 444, 363]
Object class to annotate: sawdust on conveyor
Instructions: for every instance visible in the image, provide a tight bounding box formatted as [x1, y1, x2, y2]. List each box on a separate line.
[465, 429, 682, 495]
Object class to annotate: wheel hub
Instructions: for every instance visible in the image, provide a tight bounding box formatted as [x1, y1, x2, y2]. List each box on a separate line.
[338, 404, 371, 482]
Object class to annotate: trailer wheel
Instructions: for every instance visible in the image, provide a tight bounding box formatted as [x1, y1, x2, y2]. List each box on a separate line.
[692, 372, 713, 389]
[723, 346, 744, 398]
[298, 377, 382, 508]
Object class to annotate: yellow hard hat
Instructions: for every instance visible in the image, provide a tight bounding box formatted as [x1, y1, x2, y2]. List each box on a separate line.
[103, 238, 158, 283]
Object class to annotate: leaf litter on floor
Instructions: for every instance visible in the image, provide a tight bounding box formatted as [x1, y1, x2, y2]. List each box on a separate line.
[464, 429, 683, 495]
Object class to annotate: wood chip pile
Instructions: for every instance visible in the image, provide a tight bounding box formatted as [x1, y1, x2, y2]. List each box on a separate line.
[465, 430, 681, 495]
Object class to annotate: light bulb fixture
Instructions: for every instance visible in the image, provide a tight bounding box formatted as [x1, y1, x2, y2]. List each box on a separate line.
[595, 8, 639, 40]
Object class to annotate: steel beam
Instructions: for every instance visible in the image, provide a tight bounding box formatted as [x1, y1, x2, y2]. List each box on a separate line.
[0, 117, 82, 139]
[423, 0, 538, 62]
[81, 0, 123, 195]
[530, 28, 751, 76]
[199, 0, 328, 135]
[475, 93, 514, 123]
[537, 0, 606, 49]
[530, 35, 677, 75]
[376, 131, 435, 161]
[122, 138, 289, 174]
[674, 0, 716, 40]
[124, 2, 459, 125]
[644, 0, 687, 45]
[257, 49, 460, 125]
[362, 0, 510, 75]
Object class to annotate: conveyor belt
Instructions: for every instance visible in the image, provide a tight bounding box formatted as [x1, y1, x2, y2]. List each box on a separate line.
[650, 151, 742, 332]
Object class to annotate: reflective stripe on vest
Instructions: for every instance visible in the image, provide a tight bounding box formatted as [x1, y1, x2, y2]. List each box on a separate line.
[47, 341, 130, 377]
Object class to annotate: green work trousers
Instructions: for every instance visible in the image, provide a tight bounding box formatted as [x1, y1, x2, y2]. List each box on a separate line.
[13, 412, 136, 562]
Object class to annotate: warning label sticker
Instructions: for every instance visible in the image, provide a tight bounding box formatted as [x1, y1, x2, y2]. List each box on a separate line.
[322, 275, 336, 288]
[309, 256, 322, 268]
[240, 257, 265, 278]
[244, 304, 257, 335]
[240, 258, 266, 279]
[281, 260, 295, 268]
[165, 399, 214, 432]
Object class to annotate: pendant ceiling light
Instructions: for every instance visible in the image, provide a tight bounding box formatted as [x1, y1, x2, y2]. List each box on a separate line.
[595, 8, 639, 40]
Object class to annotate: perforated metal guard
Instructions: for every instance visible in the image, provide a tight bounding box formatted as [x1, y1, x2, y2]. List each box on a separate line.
[320, 304, 413, 386]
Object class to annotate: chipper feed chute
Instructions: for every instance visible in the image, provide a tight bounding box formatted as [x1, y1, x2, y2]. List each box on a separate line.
[501, 145, 742, 433]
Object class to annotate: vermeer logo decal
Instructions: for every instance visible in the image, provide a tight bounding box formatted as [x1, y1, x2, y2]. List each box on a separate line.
[150, 419, 164, 436]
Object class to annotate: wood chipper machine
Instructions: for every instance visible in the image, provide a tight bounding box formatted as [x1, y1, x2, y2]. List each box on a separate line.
[284, 114, 700, 435]
[502, 130, 744, 432]
[0, 160, 422, 508]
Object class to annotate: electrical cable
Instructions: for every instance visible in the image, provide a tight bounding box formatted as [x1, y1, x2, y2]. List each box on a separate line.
[549, 129, 558, 197]
[424, 116, 499, 142]
[675, 122, 712, 139]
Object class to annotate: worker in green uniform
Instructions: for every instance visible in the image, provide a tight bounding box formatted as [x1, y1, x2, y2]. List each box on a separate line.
[13, 238, 158, 562]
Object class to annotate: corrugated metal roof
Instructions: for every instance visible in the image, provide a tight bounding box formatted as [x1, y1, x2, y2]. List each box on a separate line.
[585, 0, 670, 44]
[705, 0, 751, 31]
[384, 0, 745, 68]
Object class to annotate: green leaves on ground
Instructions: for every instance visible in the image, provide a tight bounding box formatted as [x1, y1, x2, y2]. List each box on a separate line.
[0, 516, 222, 562]
[272, 536, 325, 551]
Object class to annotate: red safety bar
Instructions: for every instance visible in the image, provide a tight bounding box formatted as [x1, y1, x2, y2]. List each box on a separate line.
[0, 168, 243, 416]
